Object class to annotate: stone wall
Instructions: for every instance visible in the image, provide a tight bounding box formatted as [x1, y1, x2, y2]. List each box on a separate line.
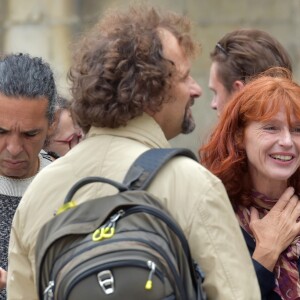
[1, 0, 299, 154]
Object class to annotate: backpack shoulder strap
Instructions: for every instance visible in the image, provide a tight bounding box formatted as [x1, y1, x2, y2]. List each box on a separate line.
[124, 148, 206, 299]
[123, 148, 197, 190]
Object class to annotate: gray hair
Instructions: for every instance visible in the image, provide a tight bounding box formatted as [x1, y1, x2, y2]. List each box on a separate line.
[0, 53, 57, 123]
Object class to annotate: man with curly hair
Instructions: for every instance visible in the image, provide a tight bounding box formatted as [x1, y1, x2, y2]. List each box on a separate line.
[8, 5, 259, 300]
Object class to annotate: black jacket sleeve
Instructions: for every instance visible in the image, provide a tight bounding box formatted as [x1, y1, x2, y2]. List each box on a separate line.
[241, 228, 276, 298]
[252, 258, 276, 297]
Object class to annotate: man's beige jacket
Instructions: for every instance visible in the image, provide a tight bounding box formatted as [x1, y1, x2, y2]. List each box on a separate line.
[7, 114, 260, 299]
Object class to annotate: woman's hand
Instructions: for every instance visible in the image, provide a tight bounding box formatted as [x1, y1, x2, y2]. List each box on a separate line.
[0, 267, 7, 289]
[250, 187, 300, 271]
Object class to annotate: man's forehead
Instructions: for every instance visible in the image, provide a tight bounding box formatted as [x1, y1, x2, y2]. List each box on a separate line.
[0, 94, 49, 124]
[158, 28, 190, 74]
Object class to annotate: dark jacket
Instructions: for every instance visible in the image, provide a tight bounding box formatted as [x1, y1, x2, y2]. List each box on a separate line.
[242, 228, 300, 300]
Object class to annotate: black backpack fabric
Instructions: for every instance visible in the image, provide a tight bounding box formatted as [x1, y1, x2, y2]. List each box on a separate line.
[36, 148, 206, 300]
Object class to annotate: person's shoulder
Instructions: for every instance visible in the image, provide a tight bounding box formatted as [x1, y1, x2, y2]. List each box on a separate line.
[168, 155, 222, 183]
[17, 156, 75, 220]
[149, 154, 226, 197]
[39, 150, 54, 165]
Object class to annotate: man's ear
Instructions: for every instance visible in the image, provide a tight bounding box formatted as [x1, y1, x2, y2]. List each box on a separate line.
[232, 80, 245, 92]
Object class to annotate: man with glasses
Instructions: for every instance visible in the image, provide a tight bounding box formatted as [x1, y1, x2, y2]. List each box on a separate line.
[0, 53, 57, 299]
[44, 96, 83, 159]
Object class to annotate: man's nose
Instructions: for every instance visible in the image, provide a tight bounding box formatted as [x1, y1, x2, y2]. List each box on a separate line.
[6, 136, 23, 156]
[190, 77, 202, 98]
[210, 97, 217, 110]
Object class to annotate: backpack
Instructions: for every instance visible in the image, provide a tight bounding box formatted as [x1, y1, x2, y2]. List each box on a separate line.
[36, 148, 206, 300]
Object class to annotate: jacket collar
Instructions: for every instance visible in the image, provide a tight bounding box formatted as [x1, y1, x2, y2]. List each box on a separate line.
[86, 113, 170, 149]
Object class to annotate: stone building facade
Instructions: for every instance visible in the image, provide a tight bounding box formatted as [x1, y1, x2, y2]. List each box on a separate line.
[0, 0, 299, 153]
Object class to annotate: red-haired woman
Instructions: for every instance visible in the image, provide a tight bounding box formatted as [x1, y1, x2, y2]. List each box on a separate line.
[200, 68, 300, 300]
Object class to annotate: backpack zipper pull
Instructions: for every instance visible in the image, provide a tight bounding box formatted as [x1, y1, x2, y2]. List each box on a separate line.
[43, 280, 54, 300]
[92, 210, 124, 241]
[145, 260, 156, 290]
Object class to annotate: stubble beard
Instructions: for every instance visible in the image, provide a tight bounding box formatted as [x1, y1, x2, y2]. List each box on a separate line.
[181, 102, 195, 134]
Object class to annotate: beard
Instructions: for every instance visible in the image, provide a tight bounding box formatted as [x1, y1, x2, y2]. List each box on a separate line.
[181, 102, 195, 134]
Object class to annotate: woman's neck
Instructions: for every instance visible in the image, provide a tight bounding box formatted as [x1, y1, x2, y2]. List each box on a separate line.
[252, 179, 287, 199]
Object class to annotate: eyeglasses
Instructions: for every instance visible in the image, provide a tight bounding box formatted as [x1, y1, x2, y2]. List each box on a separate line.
[54, 133, 83, 150]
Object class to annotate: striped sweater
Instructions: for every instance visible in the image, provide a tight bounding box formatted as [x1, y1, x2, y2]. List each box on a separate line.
[0, 152, 51, 299]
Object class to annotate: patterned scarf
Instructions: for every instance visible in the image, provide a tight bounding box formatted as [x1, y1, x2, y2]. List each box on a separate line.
[236, 191, 300, 300]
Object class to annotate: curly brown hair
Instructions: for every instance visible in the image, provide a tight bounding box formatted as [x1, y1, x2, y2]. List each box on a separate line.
[69, 5, 199, 133]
